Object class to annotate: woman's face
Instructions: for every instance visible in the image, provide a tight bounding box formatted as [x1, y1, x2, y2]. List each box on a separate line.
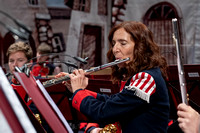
[8, 51, 28, 73]
[112, 28, 135, 68]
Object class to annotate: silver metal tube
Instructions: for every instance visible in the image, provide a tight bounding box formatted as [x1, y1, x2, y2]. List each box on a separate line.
[42, 57, 130, 88]
[172, 18, 188, 105]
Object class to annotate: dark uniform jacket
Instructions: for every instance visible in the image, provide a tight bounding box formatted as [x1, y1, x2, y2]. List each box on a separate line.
[72, 67, 170, 133]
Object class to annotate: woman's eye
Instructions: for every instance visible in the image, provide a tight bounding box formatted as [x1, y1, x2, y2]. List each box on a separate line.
[119, 40, 127, 46]
[121, 42, 126, 45]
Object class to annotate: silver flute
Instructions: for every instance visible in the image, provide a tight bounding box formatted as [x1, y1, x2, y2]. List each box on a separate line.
[172, 18, 188, 105]
[42, 57, 130, 88]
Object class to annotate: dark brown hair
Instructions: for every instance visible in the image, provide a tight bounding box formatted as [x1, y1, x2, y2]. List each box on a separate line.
[107, 21, 168, 83]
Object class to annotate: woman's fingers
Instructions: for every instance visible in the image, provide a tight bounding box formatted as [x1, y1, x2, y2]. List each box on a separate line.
[55, 72, 68, 78]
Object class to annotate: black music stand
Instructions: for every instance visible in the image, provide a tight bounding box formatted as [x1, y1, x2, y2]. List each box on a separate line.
[87, 79, 120, 95]
[167, 64, 200, 118]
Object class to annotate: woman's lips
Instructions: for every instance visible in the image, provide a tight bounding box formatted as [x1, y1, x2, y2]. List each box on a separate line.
[115, 57, 121, 60]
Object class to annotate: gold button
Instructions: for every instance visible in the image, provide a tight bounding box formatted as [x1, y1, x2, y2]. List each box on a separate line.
[74, 101, 77, 104]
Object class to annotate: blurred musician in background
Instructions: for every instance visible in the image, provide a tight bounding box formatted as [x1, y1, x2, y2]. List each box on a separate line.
[177, 103, 200, 133]
[7, 41, 33, 104]
[7, 41, 51, 132]
[31, 43, 60, 77]
[56, 21, 170, 133]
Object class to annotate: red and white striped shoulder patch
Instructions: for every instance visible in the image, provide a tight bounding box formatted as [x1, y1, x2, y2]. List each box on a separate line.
[125, 72, 156, 103]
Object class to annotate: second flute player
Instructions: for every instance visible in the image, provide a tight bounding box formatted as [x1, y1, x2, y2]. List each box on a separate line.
[56, 21, 170, 133]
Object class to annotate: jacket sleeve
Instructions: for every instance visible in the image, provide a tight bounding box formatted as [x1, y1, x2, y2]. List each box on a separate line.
[72, 72, 156, 123]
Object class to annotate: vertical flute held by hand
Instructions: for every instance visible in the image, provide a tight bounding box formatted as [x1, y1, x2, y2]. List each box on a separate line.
[172, 18, 188, 105]
[42, 57, 130, 88]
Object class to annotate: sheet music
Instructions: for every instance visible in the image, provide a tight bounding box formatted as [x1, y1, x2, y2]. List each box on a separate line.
[0, 67, 36, 133]
[0, 109, 12, 133]
[36, 80, 73, 133]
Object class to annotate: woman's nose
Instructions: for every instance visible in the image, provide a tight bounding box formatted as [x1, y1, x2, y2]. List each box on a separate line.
[113, 43, 120, 53]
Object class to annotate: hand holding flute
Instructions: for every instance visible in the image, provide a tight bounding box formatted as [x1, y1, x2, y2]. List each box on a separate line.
[43, 57, 130, 88]
[53, 57, 130, 92]
[55, 69, 89, 93]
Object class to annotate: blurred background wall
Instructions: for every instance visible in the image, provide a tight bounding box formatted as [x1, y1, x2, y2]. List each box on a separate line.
[0, 0, 199, 72]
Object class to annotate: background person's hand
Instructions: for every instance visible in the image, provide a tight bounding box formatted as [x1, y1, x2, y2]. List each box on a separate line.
[177, 103, 200, 133]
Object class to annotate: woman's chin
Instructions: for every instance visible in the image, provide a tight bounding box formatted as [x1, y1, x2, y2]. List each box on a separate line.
[117, 63, 125, 68]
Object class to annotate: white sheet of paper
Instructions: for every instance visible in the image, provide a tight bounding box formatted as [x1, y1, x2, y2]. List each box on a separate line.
[0, 67, 36, 133]
[36, 80, 73, 133]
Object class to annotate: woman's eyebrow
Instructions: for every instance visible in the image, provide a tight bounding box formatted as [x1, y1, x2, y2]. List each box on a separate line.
[118, 39, 127, 42]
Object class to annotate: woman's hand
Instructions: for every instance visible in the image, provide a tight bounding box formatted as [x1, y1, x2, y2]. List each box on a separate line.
[55, 72, 68, 78]
[68, 69, 88, 93]
[55, 70, 88, 93]
[55, 72, 73, 92]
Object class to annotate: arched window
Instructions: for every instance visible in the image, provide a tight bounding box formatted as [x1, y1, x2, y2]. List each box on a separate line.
[143, 2, 183, 65]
